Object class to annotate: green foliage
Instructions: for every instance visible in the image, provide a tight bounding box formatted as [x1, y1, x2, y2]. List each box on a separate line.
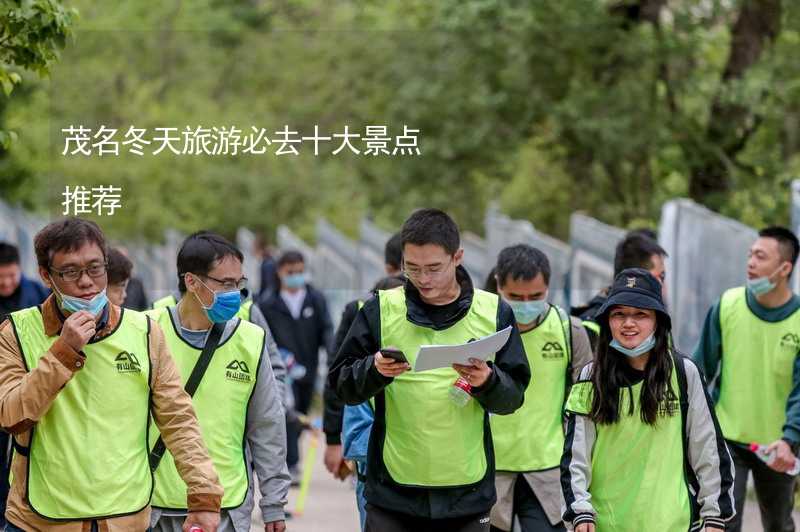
[0, 0, 799, 242]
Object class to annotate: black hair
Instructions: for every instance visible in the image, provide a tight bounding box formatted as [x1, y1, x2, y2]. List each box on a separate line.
[495, 244, 551, 287]
[759, 226, 800, 273]
[384, 232, 403, 271]
[589, 313, 675, 426]
[277, 250, 305, 268]
[627, 227, 658, 241]
[107, 248, 133, 285]
[483, 266, 498, 294]
[177, 231, 243, 293]
[0, 242, 20, 266]
[400, 209, 460, 256]
[613, 233, 667, 276]
[372, 274, 405, 292]
[34, 218, 107, 269]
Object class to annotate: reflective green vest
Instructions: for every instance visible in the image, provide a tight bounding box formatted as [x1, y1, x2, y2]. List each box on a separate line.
[152, 294, 178, 310]
[237, 299, 253, 321]
[10, 306, 153, 520]
[565, 360, 691, 532]
[582, 319, 600, 336]
[379, 287, 498, 487]
[716, 286, 800, 444]
[491, 305, 571, 471]
[148, 309, 264, 509]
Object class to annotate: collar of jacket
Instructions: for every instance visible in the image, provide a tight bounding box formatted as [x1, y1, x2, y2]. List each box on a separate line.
[403, 265, 474, 331]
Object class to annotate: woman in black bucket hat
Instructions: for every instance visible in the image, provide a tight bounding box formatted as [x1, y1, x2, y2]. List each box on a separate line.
[560, 268, 735, 532]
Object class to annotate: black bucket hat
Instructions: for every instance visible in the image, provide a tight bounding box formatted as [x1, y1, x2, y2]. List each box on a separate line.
[596, 267, 671, 329]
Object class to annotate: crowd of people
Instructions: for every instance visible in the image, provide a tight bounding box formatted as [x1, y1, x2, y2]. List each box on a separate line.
[0, 208, 797, 532]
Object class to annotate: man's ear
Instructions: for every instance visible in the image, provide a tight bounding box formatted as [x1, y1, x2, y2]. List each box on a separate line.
[453, 248, 464, 267]
[39, 266, 52, 289]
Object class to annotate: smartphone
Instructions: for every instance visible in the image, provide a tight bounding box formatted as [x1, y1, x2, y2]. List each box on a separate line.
[380, 348, 409, 364]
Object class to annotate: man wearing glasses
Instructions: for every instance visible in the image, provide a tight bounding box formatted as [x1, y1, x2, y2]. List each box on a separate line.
[329, 208, 530, 532]
[148, 231, 289, 532]
[0, 218, 223, 531]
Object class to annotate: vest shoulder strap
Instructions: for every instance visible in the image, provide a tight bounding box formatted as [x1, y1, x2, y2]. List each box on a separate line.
[555, 305, 572, 363]
[149, 321, 225, 471]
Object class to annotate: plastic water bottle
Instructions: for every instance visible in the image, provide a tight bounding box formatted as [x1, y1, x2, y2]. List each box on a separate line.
[449, 376, 472, 407]
[750, 443, 800, 475]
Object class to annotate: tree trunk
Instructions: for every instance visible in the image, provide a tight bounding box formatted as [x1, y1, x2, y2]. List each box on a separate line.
[688, 0, 781, 206]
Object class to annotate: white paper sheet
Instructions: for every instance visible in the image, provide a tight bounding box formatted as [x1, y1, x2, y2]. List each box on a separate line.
[413, 326, 513, 372]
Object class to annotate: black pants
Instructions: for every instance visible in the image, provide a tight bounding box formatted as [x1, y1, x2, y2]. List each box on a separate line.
[490, 477, 565, 532]
[365, 503, 490, 532]
[286, 379, 315, 469]
[728, 443, 796, 532]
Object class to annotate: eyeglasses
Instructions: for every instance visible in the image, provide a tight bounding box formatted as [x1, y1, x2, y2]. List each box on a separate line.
[202, 274, 248, 292]
[49, 263, 107, 282]
[402, 258, 453, 280]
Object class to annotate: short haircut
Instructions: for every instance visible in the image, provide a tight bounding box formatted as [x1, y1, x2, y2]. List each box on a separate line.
[0, 242, 20, 266]
[483, 266, 498, 294]
[372, 275, 405, 292]
[34, 218, 107, 269]
[107, 248, 133, 285]
[384, 232, 403, 271]
[495, 244, 551, 287]
[400, 209, 460, 256]
[277, 250, 305, 268]
[759, 226, 800, 271]
[613, 233, 667, 276]
[177, 231, 243, 293]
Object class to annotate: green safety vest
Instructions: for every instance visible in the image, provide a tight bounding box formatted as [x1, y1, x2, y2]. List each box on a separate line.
[378, 286, 498, 487]
[152, 294, 178, 309]
[716, 286, 800, 444]
[148, 308, 264, 509]
[237, 299, 253, 321]
[10, 306, 153, 520]
[564, 358, 692, 532]
[491, 305, 571, 471]
[582, 319, 600, 336]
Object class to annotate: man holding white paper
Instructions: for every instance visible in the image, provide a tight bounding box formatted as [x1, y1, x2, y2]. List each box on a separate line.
[328, 208, 530, 532]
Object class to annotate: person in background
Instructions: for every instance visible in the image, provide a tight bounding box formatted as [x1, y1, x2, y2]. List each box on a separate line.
[571, 231, 667, 350]
[0, 242, 49, 527]
[489, 245, 592, 532]
[323, 231, 403, 482]
[0, 243, 49, 323]
[106, 247, 133, 307]
[257, 235, 279, 299]
[259, 250, 333, 481]
[694, 226, 800, 532]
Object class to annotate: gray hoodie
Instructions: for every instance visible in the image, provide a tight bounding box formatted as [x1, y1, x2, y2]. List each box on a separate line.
[150, 306, 290, 532]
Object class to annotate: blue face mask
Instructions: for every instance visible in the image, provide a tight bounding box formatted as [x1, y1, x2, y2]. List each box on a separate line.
[746, 276, 776, 296]
[610, 332, 656, 358]
[506, 299, 549, 325]
[54, 284, 108, 317]
[283, 273, 306, 289]
[194, 279, 242, 323]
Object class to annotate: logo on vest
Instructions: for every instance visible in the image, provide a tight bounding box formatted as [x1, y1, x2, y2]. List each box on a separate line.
[115, 351, 141, 373]
[780, 333, 800, 350]
[226, 360, 251, 383]
[542, 341, 565, 359]
[658, 389, 680, 417]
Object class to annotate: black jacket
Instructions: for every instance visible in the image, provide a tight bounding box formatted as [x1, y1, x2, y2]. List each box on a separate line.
[323, 299, 360, 444]
[327, 266, 531, 519]
[570, 287, 608, 351]
[258, 284, 333, 385]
